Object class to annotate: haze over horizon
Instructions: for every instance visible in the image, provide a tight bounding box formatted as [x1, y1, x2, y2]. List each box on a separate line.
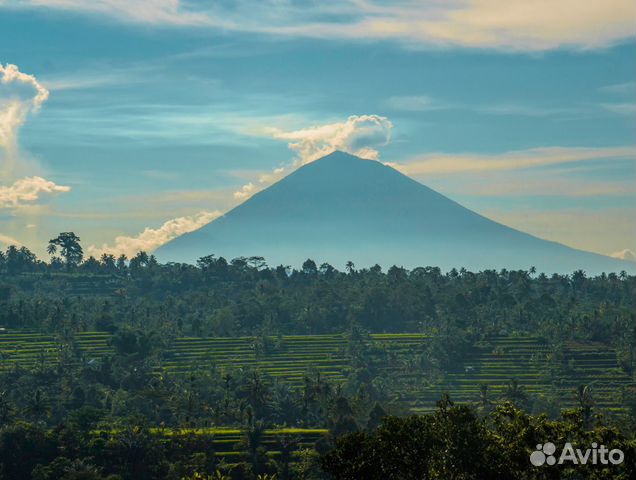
[1, 0, 635, 264]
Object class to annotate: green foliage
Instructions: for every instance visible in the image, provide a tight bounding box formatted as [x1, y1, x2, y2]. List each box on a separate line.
[0, 242, 634, 479]
[320, 400, 636, 480]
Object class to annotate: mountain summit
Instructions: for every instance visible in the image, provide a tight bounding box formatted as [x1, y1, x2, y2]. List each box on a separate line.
[156, 151, 633, 274]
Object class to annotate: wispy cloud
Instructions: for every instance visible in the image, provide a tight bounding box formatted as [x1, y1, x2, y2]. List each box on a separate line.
[610, 249, 635, 262]
[385, 95, 446, 112]
[475, 104, 582, 117]
[599, 82, 636, 95]
[389, 146, 635, 176]
[601, 103, 635, 116]
[42, 70, 137, 92]
[0, 232, 22, 247]
[4, 0, 634, 51]
[24, 0, 214, 26]
[385, 94, 588, 118]
[597, 82, 634, 116]
[445, 175, 635, 198]
[87, 210, 221, 258]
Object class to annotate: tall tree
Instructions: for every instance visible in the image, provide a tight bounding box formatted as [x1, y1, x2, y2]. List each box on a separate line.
[48, 232, 83, 269]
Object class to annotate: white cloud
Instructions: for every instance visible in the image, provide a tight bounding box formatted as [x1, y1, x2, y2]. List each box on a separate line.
[5, 0, 633, 51]
[87, 210, 221, 257]
[0, 176, 71, 209]
[0, 63, 49, 109]
[232, 115, 392, 200]
[233, 166, 287, 200]
[233, 182, 256, 200]
[610, 249, 636, 262]
[0, 63, 50, 173]
[267, 114, 393, 164]
[0, 65, 70, 216]
[389, 146, 635, 176]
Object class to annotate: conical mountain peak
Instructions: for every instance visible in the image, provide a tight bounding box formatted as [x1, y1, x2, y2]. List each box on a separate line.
[156, 152, 634, 274]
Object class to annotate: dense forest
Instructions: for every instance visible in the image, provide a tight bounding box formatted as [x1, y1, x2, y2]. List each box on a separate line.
[0, 236, 634, 479]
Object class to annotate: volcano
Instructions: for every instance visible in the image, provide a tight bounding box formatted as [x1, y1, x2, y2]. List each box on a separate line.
[156, 151, 633, 274]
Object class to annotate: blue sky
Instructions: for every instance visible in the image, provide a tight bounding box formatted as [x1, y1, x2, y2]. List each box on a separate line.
[0, 0, 634, 261]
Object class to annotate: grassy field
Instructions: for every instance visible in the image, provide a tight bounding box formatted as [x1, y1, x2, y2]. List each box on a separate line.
[1, 331, 632, 413]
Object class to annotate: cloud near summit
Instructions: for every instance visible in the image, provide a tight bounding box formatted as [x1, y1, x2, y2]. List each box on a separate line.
[232, 115, 392, 201]
[266, 115, 393, 165]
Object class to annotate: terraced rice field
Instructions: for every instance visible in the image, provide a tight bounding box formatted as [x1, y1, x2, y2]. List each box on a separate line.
[162, 333, 429, 388]
[406, 337, 634, 412]
[0, 331, 111, 370]
[1, 332, 632, 413]
[93, 427, 328, 460]
[176, 427, 325, 459]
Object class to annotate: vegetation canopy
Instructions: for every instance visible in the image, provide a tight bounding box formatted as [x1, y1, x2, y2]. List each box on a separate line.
[0, 235, 634, 479]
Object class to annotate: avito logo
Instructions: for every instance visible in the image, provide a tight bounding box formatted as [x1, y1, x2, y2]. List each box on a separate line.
[530, 442, 624, 466]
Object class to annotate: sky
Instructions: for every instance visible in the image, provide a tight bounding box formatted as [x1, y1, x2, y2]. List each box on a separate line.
[0, 0, 635, 262]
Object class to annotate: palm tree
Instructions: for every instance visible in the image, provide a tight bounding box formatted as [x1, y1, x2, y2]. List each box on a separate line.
[503, 378, 527, 407]
[48, 232, 83, 269]
[239, 421, 267, 474]
[478, 383, 491, 413]
[576, 384, 595, 429]
[0, 390, 12, 425]
[25, 388, 50, 420]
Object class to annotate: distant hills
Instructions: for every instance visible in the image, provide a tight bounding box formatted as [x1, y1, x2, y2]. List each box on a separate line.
[156, 151, 634, 274]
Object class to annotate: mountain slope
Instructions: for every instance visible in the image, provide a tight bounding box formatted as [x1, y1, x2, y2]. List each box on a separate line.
[156, 151, 633, 274]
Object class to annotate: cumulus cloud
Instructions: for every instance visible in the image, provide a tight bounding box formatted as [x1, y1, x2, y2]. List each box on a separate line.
[610, 249, 636, 262]
[0, 176, 71, 209]
[5, 0, 634, 51]
[87, 210, 221, 258]
[233, 182, 256, 200]
[267, 115, 393, 165]
[233, 166, 287, 200]
[0, 63, 50, 172]
[232, 115, 392, 200]
[0, 63, 49, 109]
[1, 64, 70, 214]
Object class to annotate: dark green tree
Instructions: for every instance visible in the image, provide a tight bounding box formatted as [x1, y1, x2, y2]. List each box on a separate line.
[48, 232, 83, 269]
